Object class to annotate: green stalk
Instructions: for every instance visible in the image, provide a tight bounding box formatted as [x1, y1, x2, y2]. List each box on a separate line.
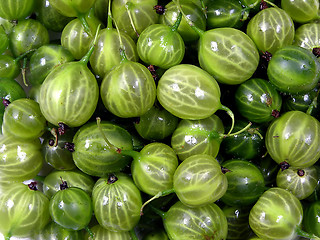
[78, 13, 92, 36]
[106, 0, 113, 30]
[306, 88, 320, 115]
[21, 57, 28, 87]
[171, 12, 182, 32]
[224, 121, 252, 138]
[129, 229, 139, 240]
[219, 105, 235, 135]
[85, 226, 94, 239]
[172, 0, 205, 37]
[140, 189, 175, 216]
[5, 234, 11, 240]
[79, 23, 101, 64]
[120, 149, 141, 160]
[96, 117, 119, 152]
[149, 204, 166, 219]
[296, 227, 320, 240]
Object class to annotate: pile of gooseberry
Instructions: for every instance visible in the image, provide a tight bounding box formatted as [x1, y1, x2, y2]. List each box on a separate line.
[2, 0, 320, 239]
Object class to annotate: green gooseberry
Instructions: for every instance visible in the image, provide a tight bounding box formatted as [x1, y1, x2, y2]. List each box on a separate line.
[35, 0, 75, 33]
[198, 27, 260, 85]
[111, 0, 159, 41]
[222, 205, 252, 240]
[2, 98, 47, 140]
[249, 187, 303, 240]
[48, 0, 96, 34]
[303, 201, 320, 238]
[41, 128, 77, 171]
[234, 78, 282, 123]
[127, 142, 179, 196]
[100, 49, 157, 118]
[276, 165, 318, 200]
[0, 0, 35, 20]
[0, 182, 50, 239]
[49, 181, 93, 231]
[61, 8, 103, 60]
[42, 169, 95, 199]
[294, 22, 320, 53]
[137, 12, 185, 69]
[220, 159, 266, 207]
[0, 135, 43, 183]
[71, 120, 133, 177]
[134, 104, 179, 141]
[39, 27, 100, 128]
[159, 0, 206, 43]
[281, 0, 319, 24]
[246, 7, 295, 54]
[27, 44, 75, 86]
[157, 64, 235, 129]
[265, 110, 320, 168]
[152, 200, 228, 240]
[267, 45, 320, 94]
[92, 173, 143, 232]
[89, 9, 139, 79]
[9, 19, 50, 58]
[0, 78, 26, 115]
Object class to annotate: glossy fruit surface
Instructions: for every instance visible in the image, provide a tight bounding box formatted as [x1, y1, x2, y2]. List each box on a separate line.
[267, 45, 320, 94]
[28, 44, 75, 86]
[131, 142, 179, 196]
[265, 110, 320, 168]
[0, 182, 50, 238]
[303, 201, 320, 238]
[43, 169, 95, 198]
[235, 78, 282, 123]
[72, 121, 133, 177]
[48, 0, 96, 17]
[100, 59, 156, 118]
[2, 98, 47, 140]
[92, 173, 142, 232]
[199, 27, 259, 85]
[221, 159, 266, 206]
[163, 201, 228, 240]
[111, 0, 159, 41]
[276, 165, 318, 200]
[0, 0, 35, 20]
[137, 23, 185, 69]
[157, 64, 222, 120]
[281, 0, 319, 23]
[293, 22, 320, 52]
[249, 187, 303, 239]
[246, 7, 295, 54]
[9, 19, 50, 58]
[39, 61, 99, 127]
[170, 114, 224, 161]
[0, 135, 43, 183]
[173, 154, 228, 207]
[134, 104, 179, 141]
[49, 186, 93, 231]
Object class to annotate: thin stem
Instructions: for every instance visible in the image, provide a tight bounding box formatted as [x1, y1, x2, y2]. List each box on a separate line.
[224, 122, 252, 138]
[263, 0, 279, 8]
[113, 19, 128, 63]
[78, 13, 92, 36]
[172, 0, 205, 37]
[5, 232, 11, 240]
[125, 1, 139, 38]
[15, 49, 36, 62]
[129, 229, 139, 240]
[171, 12, 182, 32]
[85, 226, 94, 239]
[120, 149, 141, 160]
[219, 105, 235, 135]
[106, 0, 113, 29]
[96, 117, 119, 152]
[21, 57, 28, 87]
[296, 227, 320, 240]
[50, 128, 58, 147]
[79, 24, 101, 64]
[149, 204, 166, 219]
[306, 88, 320, 115]
[140, 189, 175, 216]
